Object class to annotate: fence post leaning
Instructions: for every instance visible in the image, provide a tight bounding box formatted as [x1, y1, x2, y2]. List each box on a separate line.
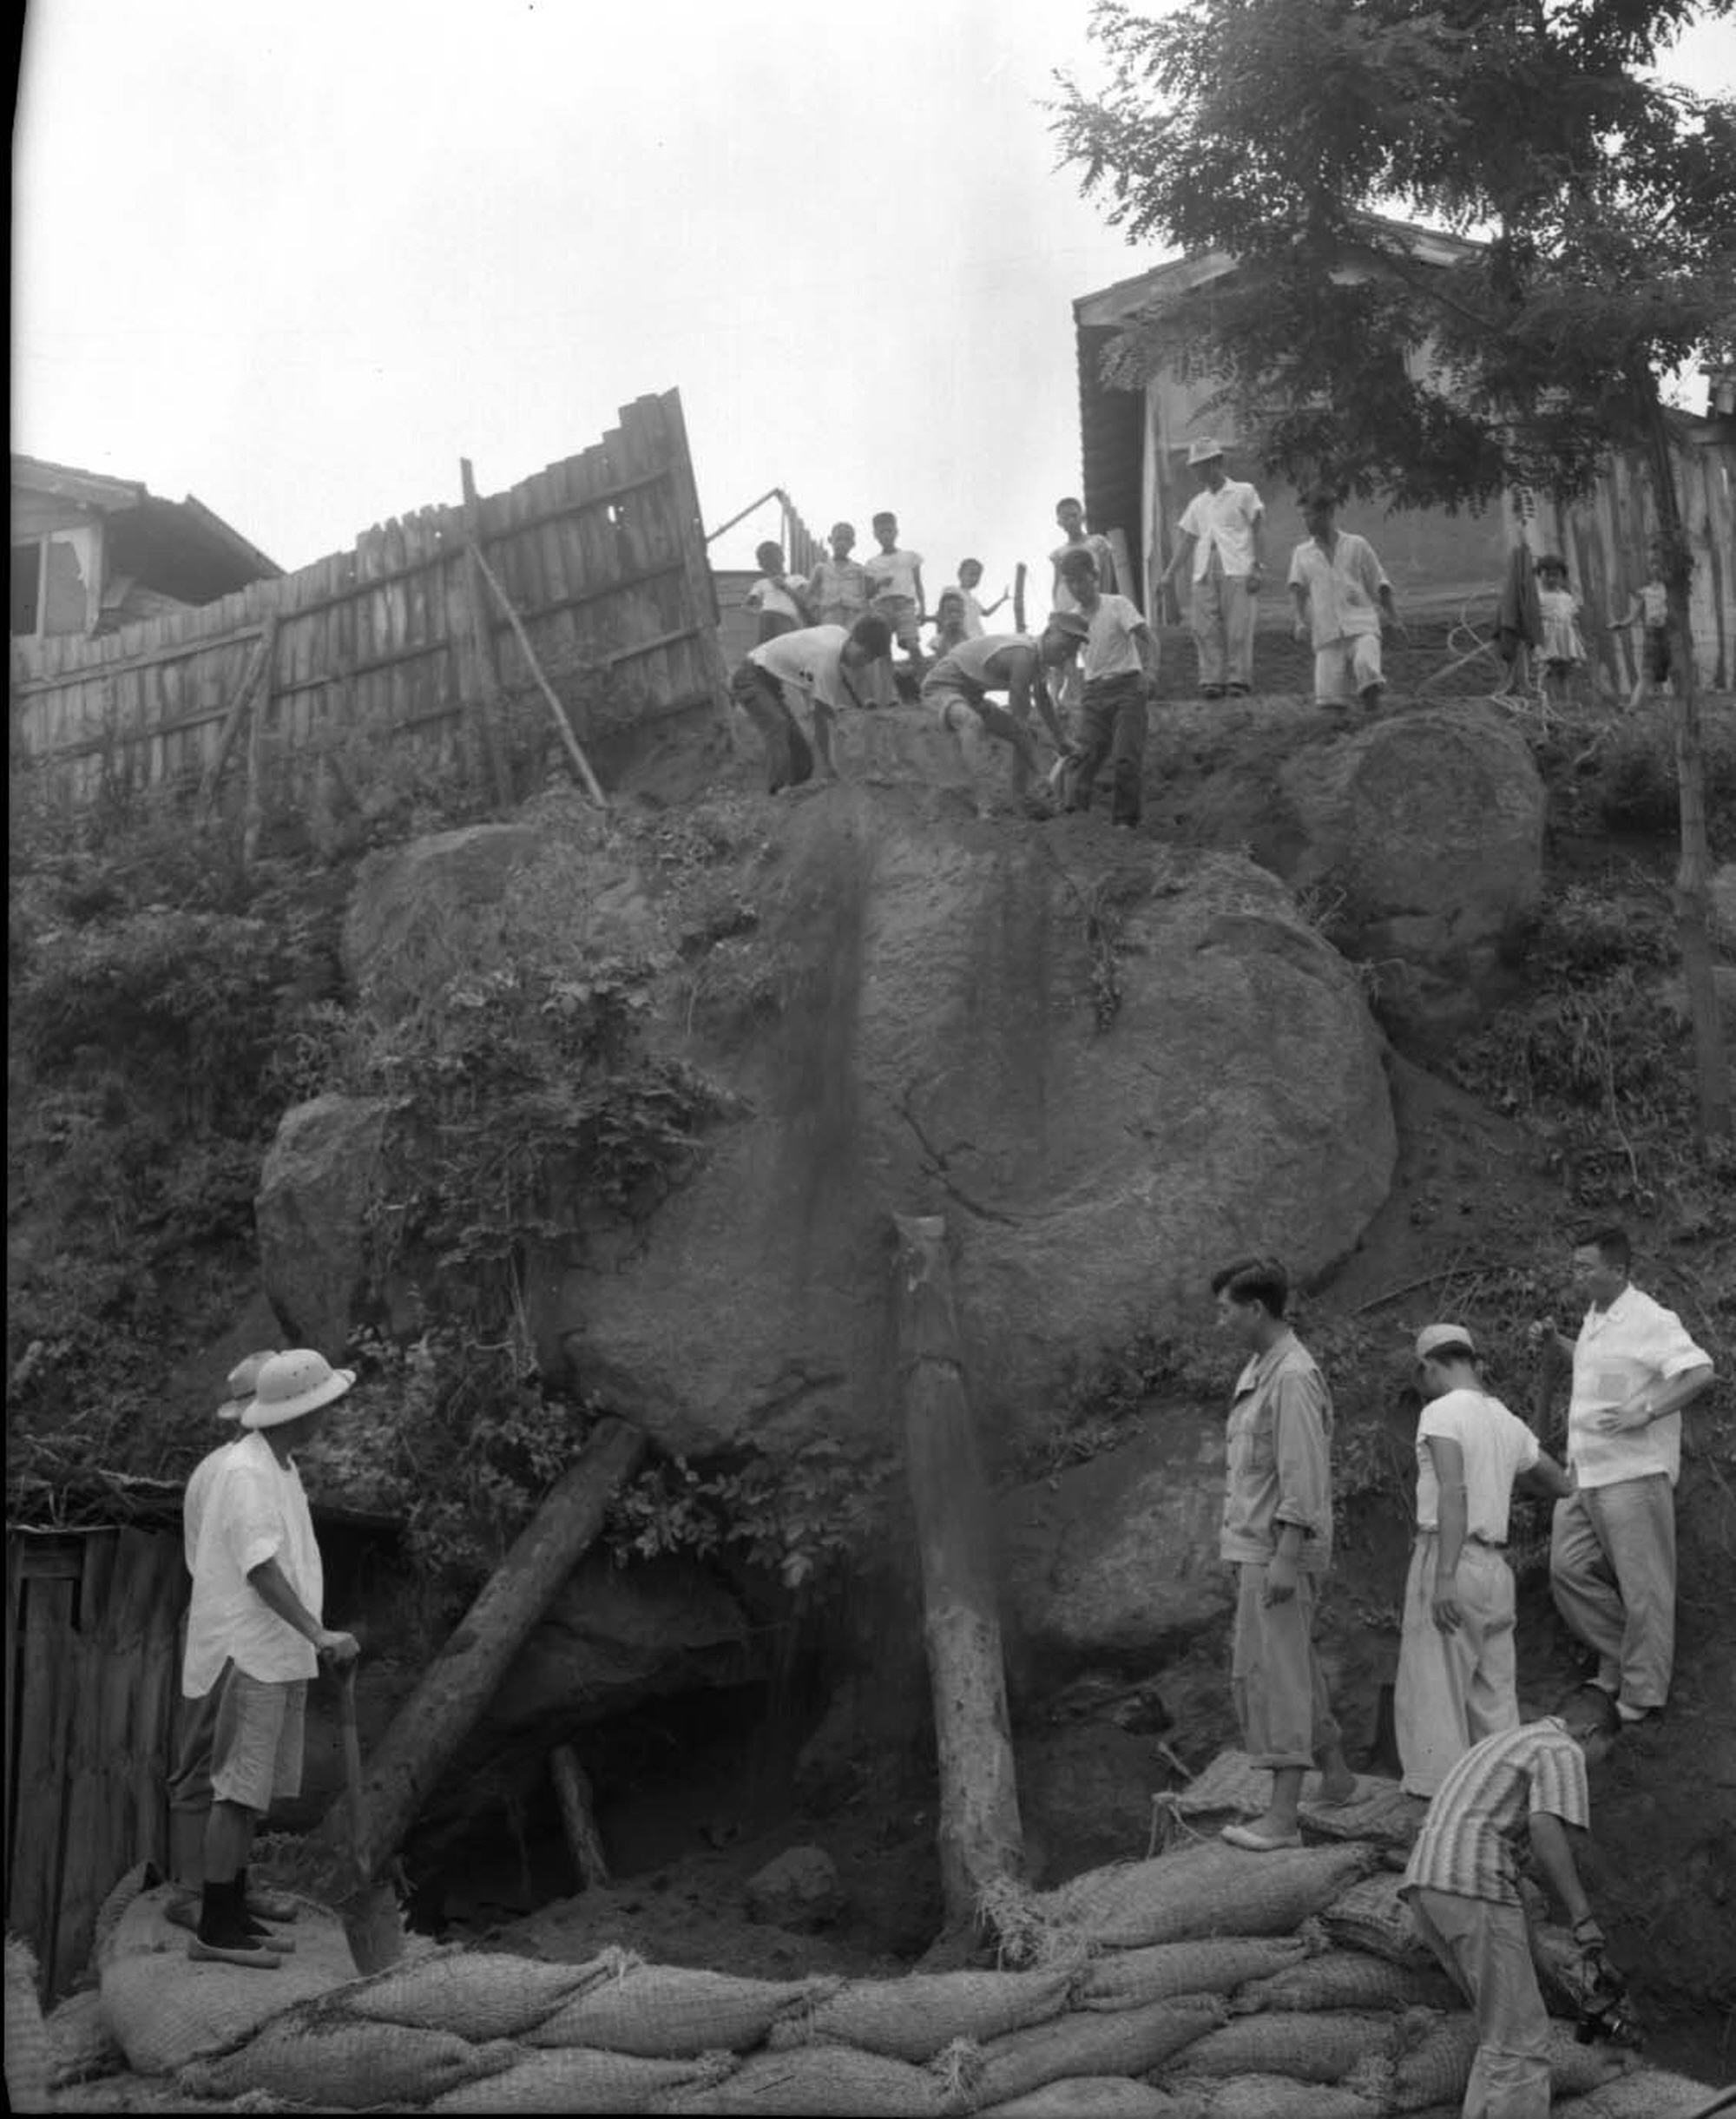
[458, 459, 516, 812]
[195, 620, 272, 819]
[469, 543, 608, 809]
[240, 614, 279, 867]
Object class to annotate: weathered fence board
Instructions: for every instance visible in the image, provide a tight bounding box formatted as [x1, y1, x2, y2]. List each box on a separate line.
[3, 1527, 187, 1998]
[11, 391, 726, 807]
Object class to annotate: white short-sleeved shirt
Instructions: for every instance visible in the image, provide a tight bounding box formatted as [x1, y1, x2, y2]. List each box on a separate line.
[1287, 533, 1391, 647]
[1080, 595, 1148, 681]
[182, 1430, 323, 1696]
[868, 549, 922, 602]
[958, 590, 988, 639]
[1568, 1284, 1709, 1490]
[747, 624, 869, 711]
[928, 634, 1038, 692]
[745, 574, 809, 622]
[183, 1438, 240, 1571]
[1414, 1387, 1540, 1543]
[1178, 482, 1264, 580]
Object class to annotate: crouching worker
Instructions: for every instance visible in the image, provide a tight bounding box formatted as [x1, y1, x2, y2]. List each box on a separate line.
[728, 615, 891, 793]
[1402, 1688, 1621, 2119]
[920, 629, 1069, 807]
[180, 1349, 360, 1968]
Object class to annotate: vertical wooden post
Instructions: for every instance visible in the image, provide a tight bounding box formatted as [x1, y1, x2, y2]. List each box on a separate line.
[891, 1213, 1024, 1929]
[240, 614, 277, 869]
[550, 1744, 609, 1890]
[459, 458, 516, 812]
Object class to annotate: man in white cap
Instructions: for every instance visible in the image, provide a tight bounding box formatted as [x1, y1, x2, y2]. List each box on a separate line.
[181, 1348, 359, 1968]
[1160, 441, 1266, 699]
[1396, 1325, 1573, 1798]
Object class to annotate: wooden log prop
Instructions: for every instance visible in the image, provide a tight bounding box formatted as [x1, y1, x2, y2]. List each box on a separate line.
[196, 617, 273, 817]
[1013, 562, 1028, 635]
[467, 541, 609, 809]
[550, 1743, 610, 1890]
[891, 1213, 1024, 1929]
[458, 458, 516, 811]
[312, 1418, 645, 1886]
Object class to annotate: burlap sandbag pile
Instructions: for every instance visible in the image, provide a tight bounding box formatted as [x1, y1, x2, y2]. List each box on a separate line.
[67, 1755, 1721, 2116]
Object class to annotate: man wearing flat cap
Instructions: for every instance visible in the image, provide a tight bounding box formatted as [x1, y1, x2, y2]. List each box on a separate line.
[1396, 1325, 1572, 1797]
[180, 1348, 359, 1968]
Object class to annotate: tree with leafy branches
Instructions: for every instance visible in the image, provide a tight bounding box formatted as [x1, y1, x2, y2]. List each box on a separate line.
[1053, 0, 1735, 1140]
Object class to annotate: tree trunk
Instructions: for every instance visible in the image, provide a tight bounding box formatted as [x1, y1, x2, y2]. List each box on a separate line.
[314, 1417, 645, 1880]
[891, 1213, 1024, 1929]
[550, 1744, 610, 1890]
[1638, 380, 1731, 1141]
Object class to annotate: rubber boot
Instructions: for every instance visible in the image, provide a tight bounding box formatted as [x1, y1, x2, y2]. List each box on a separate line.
[187, 1879, 281, 1970]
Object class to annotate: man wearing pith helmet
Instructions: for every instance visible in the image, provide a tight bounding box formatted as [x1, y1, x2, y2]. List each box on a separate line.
[180, 1348, 359, 1969]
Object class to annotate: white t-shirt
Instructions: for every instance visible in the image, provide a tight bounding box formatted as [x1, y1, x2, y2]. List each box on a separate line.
[1287, 533, 1391, 646]
[958, 590, 988, 639]
[182, 1430, 323, 1696]
[868, 549, 922, 602]
[1178, 481, 1264, 580]
[1080, 594, 1148, 682]
[1051, 534, 1118, 612]
[745, 574, 809, 622]
[1414, 1387, 1541, 1543]
[747, 624, 865, 711]
[931, 634, 1038, 690]
[1568, 1284, 1708, 1490]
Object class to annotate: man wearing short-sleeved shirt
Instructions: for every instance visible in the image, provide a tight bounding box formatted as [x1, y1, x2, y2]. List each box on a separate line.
[1396, 1326, 1573, 1797]
[727, 615, 891, 793]
[1403, 1692, 1617, 2119]
[1050, 549, 1159, 827]
[1536, 1227, 1713, 1726]
[1160, 439, 1264, 698]
[1210, 1256, 1358, 1852]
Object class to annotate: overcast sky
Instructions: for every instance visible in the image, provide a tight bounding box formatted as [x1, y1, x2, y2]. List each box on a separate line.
[13, 1, 1734, 595]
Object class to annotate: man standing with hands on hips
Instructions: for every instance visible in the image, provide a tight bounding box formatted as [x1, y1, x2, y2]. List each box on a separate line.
[1533, 1227, 1713, 1730]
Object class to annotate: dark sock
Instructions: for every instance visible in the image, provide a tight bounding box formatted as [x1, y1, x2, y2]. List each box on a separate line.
[197, 1877, 238, 1944]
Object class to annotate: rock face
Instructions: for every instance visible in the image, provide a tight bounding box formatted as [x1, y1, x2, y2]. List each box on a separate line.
[1275, 703, 1545, 1039]
[341, 822, 549, 1010]
[544, 787, 1395, 1460]
[254, 1094, 395, 1351]
[997, 1409, 1233, 1690]
[743, 1846, 845, 1931]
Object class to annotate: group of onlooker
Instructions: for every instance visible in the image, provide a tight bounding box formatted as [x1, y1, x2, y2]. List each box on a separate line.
[1210, 1227, 1713, 2117]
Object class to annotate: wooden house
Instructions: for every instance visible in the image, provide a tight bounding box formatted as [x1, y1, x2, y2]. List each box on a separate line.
[10, 455, 280, 658]
[1073, 222, 1735, 686]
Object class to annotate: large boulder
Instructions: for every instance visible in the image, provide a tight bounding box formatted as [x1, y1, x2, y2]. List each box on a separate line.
[541, 784, 1396, 1461]
[254, 1093, 396, 1352]
[1275, 702, 1545, 1039]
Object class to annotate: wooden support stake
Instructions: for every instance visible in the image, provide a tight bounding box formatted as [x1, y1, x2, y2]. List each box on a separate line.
[459, 458, 516, 811]
[891, 1213, 1023, 1929]
[550, 1744, 610, 1890]
[311, 1418, 644, 1882]
[468, 541, 608, 809]
[240, 615, 278, 867]
[196, 618, 273, 815]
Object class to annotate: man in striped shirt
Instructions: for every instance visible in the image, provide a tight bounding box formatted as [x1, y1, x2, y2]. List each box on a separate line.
[1402, 1688, 1619, 2118]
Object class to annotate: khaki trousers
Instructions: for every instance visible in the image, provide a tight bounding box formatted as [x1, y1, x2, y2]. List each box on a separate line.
[1230, 1562, 1342, 1768]
[1549, 1475, 1676, 1708]
[1396, 1538, 1519, 1796]
[1409, 1886, 1552, 2119]
[1190, 547, 1256, 689]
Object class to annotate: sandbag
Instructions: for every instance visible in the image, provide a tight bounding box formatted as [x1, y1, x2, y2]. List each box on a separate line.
[1164, 2010, 1397, 2085]
[1545, 2024, 1636, 2100]
[179, 2013, 509, 2109]
[97, 1882, 359, 2075]
[1036, 1843, 1376, 1950]
[648, 2043, 947, 2115]
[341, 1943, 611, 2039]
[1319, 1872, 1434, 1967]
[44, 1984, 126, 2089]
[5, 1936, 51, 2116]
[1391, 2010, 1630, 2110]
[1229, 1947, 1457, 2015]
[1185, 2076, 1384, 2119]
[768, 1959, 1077, 2063]
[1556, 2071, 1730, 2117]
[1161, 1751, 1416, 1851]
[975, 1995, 1227, 2107]
[982, 2078, 1192, 2117]
[1078, 1937, 1310, 2011]
[429, 2045, 737, 2113]
[529, 1963, 820, 2057]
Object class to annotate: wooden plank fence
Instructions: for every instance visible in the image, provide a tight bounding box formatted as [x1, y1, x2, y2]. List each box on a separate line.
[4, 1525, 187, 1997]
[1529, 422, 1736, 693]
[9, 390, 729, 810]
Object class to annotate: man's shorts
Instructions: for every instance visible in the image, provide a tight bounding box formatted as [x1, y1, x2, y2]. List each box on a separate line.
[921, 661, 983, 735]
[1644, 625, 1671, 682]
[168, 1666, 229, 1812]
[872, 596, 922, 653]
[211, 1668, 308, 1813]
[1313, 631, 1383, 704]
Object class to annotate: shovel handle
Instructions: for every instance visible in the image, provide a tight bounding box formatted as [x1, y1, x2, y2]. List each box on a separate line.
[337, 1662, 367, 1879]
